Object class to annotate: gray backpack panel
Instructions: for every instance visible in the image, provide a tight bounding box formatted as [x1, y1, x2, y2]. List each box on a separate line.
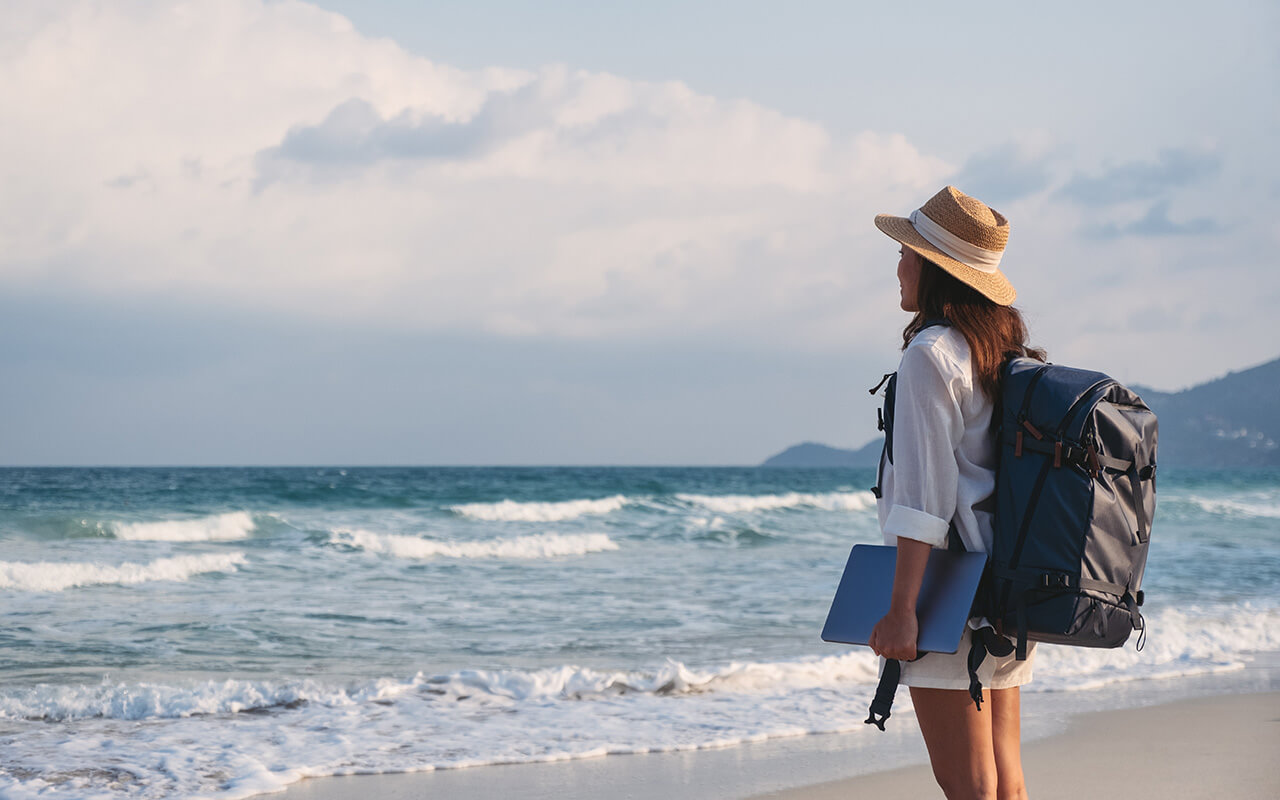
[989, 358, 1158, 659]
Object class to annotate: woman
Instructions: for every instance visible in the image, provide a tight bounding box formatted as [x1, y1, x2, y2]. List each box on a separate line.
[866, 186, 1045, 800]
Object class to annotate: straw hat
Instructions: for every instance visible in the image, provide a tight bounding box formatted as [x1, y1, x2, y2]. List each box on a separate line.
[875, 186, 1016, 306]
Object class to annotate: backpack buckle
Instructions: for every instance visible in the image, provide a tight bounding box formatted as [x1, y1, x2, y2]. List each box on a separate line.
[1039, 573, 1071, 590]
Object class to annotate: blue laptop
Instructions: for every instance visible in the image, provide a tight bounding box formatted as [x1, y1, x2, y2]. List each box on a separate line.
[821, 544, 988, 654]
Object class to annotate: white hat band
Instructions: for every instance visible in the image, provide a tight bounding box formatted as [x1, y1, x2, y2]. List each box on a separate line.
[909, 208, 1004, 273]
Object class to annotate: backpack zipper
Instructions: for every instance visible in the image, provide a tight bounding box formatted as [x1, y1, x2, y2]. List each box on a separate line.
[1017, 365, 1050, 422]
[1055, 379, 1115, 438]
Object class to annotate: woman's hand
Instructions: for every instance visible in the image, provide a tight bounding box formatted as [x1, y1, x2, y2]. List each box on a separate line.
[869, 537, 931, 661]
[868, 606, 919, 661]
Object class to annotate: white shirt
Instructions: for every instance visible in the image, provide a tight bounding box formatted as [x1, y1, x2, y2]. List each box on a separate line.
[876, 325, 997, 554]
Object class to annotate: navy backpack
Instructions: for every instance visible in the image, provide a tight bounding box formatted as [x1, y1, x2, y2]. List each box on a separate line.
[863, 333, 1158, 729]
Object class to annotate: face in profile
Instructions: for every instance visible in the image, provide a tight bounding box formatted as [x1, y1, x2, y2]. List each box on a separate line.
[896, 247, 921, 312]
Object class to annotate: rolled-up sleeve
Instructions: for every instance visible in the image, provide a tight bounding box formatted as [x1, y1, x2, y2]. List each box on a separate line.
[883, 343, 966, 548]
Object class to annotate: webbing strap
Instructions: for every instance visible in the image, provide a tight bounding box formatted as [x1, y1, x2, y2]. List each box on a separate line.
[993, 566, 1129, 599]
[966, 636, 987, 710]
[868, 320, 950, 500]
[964, 627, 1016, 711]
[866, 659, 901, 731]
[1123, 592, 1146, 637]
[868, 372, 894, 397]
[1008, 436, 1133, 473]
[1008, 458, 1053, 570]
[980, 626, 1015, 657]
[1098, 452, 1134, 472]
[1078, 577, 1130, 597]
[1130, 464, 1149, 543]
[869, 373, 896, 500]
[1015, 595, 1028, 661]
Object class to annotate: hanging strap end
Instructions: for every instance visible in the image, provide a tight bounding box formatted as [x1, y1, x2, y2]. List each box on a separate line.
[864, 710, 890, 731]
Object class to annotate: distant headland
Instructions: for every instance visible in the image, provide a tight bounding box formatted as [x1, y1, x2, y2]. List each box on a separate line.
[762, 356, 1280, 469]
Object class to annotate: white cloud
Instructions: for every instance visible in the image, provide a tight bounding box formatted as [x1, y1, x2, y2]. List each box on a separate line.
[1, 0, 1272, 395]
[0, 0, 950, 348]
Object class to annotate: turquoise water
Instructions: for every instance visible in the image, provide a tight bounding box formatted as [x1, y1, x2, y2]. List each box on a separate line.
[1, 467, 1277, 798]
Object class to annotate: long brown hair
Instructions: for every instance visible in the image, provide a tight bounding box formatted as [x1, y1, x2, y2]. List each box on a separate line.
[902, 258, 1045, 400]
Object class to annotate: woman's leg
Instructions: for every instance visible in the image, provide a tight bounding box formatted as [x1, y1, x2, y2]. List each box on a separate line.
[910, 686, 1028, 800]
[990, 688, 1027, 800]
[910, 686, 999, 800]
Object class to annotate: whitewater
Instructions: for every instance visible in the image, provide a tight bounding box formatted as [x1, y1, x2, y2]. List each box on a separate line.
[0, 466, 1277, 799]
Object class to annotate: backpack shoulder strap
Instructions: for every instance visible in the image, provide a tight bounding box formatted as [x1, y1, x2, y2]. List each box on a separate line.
[869, 372, 895, 499]
[867, 318, 951, 498]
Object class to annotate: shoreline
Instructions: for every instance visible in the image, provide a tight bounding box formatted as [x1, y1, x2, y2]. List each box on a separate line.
[275, 664, 1280, 800]
[751, 691, 1280, 800]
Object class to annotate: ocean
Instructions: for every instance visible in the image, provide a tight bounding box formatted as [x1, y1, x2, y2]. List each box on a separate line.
[1, 466, 1277, 799]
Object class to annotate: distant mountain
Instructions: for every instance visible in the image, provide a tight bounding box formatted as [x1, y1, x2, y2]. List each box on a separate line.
[760, 440, 881, 468]
[762, 357, 1280, 468]
[1130, 357, 1280, 468]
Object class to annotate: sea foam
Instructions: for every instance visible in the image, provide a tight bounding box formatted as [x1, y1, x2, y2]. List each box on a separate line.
[1177, 494, 1280, 520]
[112, 511, 257, 541]
[448, 495, 631, 521]
[0, 553, 248, 592]
[0, 652, 881, 724]
[8, 603, 1271, 722]
[676, 491, 876, 514]
[330, 530, 619, 560]
[1, 605, 1275, 800]
[0, 676, 409, 722]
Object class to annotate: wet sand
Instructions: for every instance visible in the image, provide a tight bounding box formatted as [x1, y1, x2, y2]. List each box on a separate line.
[275, 690, 1278, 800]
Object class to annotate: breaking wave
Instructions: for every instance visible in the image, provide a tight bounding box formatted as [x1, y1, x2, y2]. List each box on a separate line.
[1175, 494, 1280, 520]
[448, 495, 631, 522]
[330, 530, 619, 560]
[0, 676, 410, 722]
[0, 653, 880, 723]
[5, 602, 1275, 721]
[675, 491, 876, 514]
[0, 553, 248, 592]
[112, 511, 257, 542]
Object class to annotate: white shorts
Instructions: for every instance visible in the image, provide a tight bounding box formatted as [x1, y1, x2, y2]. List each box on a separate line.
[889, 627, 1036, 691]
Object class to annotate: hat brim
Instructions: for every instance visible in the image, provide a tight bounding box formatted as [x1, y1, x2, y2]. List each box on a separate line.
[875, 214, 1017, 306]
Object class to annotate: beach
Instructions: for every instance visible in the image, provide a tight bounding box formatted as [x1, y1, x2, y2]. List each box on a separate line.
[759, 692, 1280, 800]
[276, 689, 1280, 800]
[2, 466, 1278, 799]
[7, 1, 1279, 796]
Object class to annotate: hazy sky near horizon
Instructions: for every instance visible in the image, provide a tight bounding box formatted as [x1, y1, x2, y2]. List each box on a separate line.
[2, 0, 1277, 465]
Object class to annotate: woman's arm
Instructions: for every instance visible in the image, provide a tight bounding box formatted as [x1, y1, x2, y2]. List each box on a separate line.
[868, 536, 932, 660]
[869, 340, 968, 660]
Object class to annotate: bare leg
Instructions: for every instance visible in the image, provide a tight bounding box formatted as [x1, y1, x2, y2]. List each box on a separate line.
[990, 687, 1027, 800]
[910, 686, 999, 800]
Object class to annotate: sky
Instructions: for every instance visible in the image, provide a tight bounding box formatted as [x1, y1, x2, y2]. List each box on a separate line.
[1, 0, 1277, 465]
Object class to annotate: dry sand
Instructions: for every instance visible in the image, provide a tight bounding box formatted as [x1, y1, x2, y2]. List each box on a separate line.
[752, 691, 1279, 800]
[277, 691, 1279, 800]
